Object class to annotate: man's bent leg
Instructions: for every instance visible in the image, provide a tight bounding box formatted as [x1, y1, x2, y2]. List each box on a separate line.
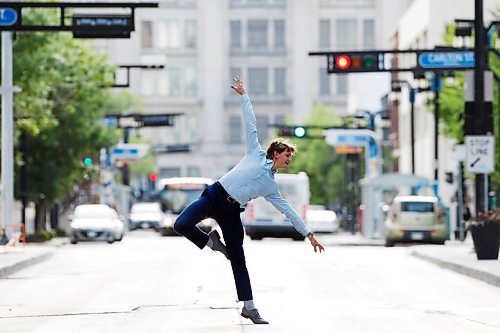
[174, 196, 212, 249]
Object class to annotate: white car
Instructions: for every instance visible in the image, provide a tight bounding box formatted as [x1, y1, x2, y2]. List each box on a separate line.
[306, 205, 338, 233]
[129, 202, 163, 230]
[69, 204, 125, 244]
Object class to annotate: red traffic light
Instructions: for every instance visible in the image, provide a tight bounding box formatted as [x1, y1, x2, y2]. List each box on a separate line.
[336, 55, 351, 70]
[148, 173, 157, 182]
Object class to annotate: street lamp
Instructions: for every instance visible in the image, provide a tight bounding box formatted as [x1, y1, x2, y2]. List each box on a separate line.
[391, 80, 417, 174]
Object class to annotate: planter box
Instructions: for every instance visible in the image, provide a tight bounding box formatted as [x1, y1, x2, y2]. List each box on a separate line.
[470, 223, 500, 260]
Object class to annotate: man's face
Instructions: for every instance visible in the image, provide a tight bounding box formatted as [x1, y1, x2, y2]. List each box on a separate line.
[273, 150, 293, 170]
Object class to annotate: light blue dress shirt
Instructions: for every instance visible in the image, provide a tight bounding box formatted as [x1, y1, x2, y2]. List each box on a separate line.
[219, 94, 311, 237]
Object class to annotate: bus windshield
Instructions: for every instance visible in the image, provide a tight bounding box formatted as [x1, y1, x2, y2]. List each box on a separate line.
[159, 183, 208, 214]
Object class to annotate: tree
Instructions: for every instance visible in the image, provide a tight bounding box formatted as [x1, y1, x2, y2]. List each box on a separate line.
[437, 22, 500, 205]
[10, 14, 128, 232]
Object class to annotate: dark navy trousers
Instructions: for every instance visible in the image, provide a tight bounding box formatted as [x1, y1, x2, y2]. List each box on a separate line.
[174, 182, 253, 301]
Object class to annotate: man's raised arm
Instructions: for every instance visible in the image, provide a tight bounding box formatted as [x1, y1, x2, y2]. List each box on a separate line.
[230, 76, 261, 153]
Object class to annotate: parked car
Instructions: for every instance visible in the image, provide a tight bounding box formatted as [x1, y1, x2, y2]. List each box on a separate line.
[69, 204, 125, 244]
[129, 202, 163, 230]
[383, 195, 446, 247]
[242, 172, 310, 241]
[157, 177, 216, 236]
[306, 205, 338, 233]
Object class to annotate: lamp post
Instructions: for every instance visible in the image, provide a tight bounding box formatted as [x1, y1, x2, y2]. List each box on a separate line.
[391, 80, 418, 174]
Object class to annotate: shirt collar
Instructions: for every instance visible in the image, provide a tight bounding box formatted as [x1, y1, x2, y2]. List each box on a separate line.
[265, 159, 276, 174]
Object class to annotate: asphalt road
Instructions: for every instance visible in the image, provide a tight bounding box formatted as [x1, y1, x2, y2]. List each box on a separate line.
[1, 230, 499, 333]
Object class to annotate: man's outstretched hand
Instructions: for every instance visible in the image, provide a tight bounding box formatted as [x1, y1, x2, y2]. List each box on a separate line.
[308, 234, 325, 253]
[231, 76, 246, 95]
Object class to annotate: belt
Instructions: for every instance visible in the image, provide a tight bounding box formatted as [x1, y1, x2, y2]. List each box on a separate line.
[215, 181, 240, 207]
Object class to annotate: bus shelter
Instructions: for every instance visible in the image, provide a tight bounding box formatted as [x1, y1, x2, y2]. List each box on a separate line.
[359, 173, 433, 239]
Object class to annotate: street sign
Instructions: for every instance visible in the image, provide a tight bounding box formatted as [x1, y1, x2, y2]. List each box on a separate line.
[110, 143, 148, 161]
[418, 51, 474, 69]
[465, 135, 494, 174]
[0, 8, 17, 26]
[141, 114, 175, 127]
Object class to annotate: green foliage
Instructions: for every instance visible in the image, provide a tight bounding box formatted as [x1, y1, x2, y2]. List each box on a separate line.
[25, 229, 57, 243]
[129, 135, 156, 178]
[439, 22, 500, 197]
[281, 104, 348, 207]
[10, 11, 127, 204]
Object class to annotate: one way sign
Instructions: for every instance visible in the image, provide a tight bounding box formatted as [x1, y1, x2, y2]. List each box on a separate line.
[465, 135, 495, 174]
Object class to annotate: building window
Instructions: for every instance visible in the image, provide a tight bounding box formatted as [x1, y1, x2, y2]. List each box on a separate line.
[319, 68, 330, 96]
[166, 68, 181, 96]
[230, 67, 242, 83]
[336, 75, 347, 95]
[319, 19, 330, 49]
[256, 115, 269, 143]
[160, 168, 181, 178]
[158, 76, 168, 96]
[336, 19, 357, 49]
[274, 20, 285, 49]
[363, 19, 375, 49]
[158, 20, 180, 49]
[185, 66, 197, 97]
[229, 116, 242, 144]
[141, 76, 155, 96]
[141, 21, 153, 48]
[185, 20, 197, 49]
[274, 68, 286, 96]
[275, 115, 285, 127]
[187, 166, 200, 177]
[248, 20, 268, 49]
[248, 0, 268, 5]
[248, 68, 268, 95]
[230, 20, 242, 49]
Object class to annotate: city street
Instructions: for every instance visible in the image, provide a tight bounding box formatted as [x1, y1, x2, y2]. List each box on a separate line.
[1, 231, 499, 333]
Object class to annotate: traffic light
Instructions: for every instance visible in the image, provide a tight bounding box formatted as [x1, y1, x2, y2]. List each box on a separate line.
[293, 126, 307, 138]
[276, 126, 307, 138]
[83, 156, 94, 166]
[148, 173, 157, 190]
[445, 171, 454, 184]
[329, 52, 381, 73]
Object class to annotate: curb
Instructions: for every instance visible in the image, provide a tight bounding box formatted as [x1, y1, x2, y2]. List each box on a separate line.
[411, 250, 500, 288]
[0, 248, 55, 278]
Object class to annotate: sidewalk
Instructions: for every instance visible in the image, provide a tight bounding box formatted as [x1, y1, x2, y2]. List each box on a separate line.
[410, 238, 500, 288]
[0, 237, 68, 278]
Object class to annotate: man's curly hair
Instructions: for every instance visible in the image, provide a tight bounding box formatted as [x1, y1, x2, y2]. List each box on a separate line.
[266, 138, 297, 159]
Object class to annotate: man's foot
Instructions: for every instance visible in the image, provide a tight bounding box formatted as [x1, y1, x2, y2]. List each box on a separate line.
[208, 230, 229, 260]
[241, 307, 269, 324]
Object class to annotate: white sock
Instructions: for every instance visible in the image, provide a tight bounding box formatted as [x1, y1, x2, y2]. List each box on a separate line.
[244, 300, 255, 310]
[206, 237, 214, 248]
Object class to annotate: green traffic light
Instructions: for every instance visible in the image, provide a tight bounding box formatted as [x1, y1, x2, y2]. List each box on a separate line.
[363, 55, 376, 69]
[84, 157, 93, 166]
[294, 126, 306, 138]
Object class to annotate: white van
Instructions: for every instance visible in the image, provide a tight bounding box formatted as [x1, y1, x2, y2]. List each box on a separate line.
[242, 172, 310, 240]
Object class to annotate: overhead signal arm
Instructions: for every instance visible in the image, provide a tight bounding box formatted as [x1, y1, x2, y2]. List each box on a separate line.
[309, 48, 475, 74]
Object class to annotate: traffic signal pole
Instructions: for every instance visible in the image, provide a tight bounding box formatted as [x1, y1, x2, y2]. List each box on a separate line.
[474, 0, 488, 213]
[1, 31, 14, 237]
[434, 72, 441, 182]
